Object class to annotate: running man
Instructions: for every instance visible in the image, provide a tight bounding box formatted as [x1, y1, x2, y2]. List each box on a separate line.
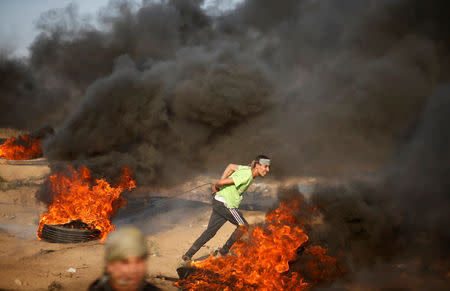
[182, 155, 271, 262]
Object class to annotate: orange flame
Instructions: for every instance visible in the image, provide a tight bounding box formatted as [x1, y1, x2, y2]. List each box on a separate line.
[177, 200, 343, 290]
[37, 166, 136, 241]
[177, 201, 310, 290]
[0, 135, 42, 160]
[303, 245, 342, 283]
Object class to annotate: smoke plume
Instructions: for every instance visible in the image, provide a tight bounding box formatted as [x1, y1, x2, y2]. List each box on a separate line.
[281, 85, 450, 289]
[1, 0, 448, 183]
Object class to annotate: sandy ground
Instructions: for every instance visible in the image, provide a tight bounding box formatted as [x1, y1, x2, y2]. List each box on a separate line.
[1, 128, 311, 290]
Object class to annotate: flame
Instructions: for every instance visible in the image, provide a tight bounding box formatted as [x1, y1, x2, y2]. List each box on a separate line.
[303, 245, 342, 283]
[37, 166, 136, 241]
[0, 135, 42, 160]
[177, 200, 342, 290]
[177, 201, 307, 290]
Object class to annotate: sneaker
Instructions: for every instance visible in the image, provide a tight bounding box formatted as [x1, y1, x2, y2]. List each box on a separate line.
[177, 258, 191, 269]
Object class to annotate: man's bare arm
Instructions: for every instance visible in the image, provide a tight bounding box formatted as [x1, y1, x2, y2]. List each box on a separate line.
[211, 164, 239, 194]
[220, 164, 239, 180]
[212, 177, 235, 194]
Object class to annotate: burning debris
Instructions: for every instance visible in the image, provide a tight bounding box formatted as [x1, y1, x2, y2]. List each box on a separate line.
[176, 200, 342, 290]
[40, 221, 101, 243]
[0, 135, 42, 160]
[0, 126, 54, 160]
[37, 166, 136, 242]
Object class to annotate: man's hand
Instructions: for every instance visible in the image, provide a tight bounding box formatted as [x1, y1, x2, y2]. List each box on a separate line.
[211, 183, 219, 195]
[211, 178, 234, 195]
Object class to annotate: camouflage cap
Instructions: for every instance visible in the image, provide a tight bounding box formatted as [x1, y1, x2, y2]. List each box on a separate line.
[105, 226, 148, 263]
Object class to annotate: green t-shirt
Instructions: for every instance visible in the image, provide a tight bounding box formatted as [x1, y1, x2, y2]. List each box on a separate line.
[216, 165, 253, 208]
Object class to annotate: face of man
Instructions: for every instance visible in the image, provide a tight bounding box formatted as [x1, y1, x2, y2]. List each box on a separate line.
[256, 163, 270, 177]
[107, 255, 147, 291]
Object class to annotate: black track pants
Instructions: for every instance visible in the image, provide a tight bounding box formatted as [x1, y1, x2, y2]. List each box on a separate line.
[184, 198, 248, 259]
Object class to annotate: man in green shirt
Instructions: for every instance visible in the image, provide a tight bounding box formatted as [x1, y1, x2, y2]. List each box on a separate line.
[182, 155, 271, 262]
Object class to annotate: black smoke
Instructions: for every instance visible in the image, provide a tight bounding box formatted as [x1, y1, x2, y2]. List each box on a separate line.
[0, 55, 68, 129]
[283, 85, 450, 289]
[0, 0, 448, 183]
[44, 47, 272, 183]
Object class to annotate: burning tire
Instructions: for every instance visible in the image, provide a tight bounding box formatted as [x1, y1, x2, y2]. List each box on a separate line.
[40, 220, 101, 243]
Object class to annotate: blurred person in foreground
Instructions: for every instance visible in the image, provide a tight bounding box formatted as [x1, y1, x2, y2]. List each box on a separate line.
[182, 155, 271, 262]
[89, 226, 161, 291]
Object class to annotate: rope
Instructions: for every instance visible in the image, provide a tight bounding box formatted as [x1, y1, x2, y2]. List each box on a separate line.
[91, 182, 212, 222]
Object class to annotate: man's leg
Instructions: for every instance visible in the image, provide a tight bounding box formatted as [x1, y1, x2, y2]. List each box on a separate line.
[213, 204, 249, 256]
[183, 208, 227, 260]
